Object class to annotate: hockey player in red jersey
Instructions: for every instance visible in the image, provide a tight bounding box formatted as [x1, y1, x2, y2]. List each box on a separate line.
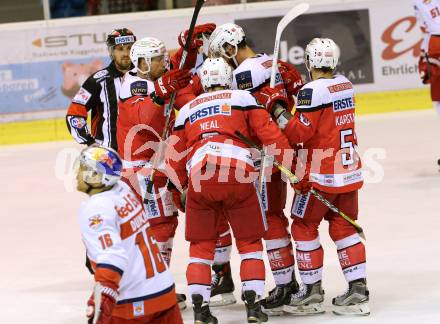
[263, 38, 369, 316]
[75, 146, 183, 324]
[117, 37, 194, 309]
[207, 23, 304, 313]
[168, 57, 292, 323]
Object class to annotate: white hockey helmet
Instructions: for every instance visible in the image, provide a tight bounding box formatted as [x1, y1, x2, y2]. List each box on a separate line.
[208, 23, 246, 59]
[76, 146, 122, 187]
[304, 38, 340, 71]
[199, 57, 233, 90]
[130, 37, 169, 74]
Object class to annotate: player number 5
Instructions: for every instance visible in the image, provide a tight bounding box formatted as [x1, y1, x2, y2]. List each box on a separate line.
[340, 129, 354, 166]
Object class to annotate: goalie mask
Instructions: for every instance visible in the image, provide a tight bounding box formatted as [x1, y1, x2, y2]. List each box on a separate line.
[130, 37, 170, 75]
[199, 58, 233, 91]
[208, 23, 245, 60]
[75, 146, 122, 188]
[304, 38, 340, 71]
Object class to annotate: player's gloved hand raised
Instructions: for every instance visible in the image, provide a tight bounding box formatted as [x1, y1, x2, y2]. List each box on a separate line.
[258, 86, 289, 114]
[278, 60, 304, 97]
[86, 283, 118, 324]
[153, 69, 192, 103]
[178, 23, 217, 49]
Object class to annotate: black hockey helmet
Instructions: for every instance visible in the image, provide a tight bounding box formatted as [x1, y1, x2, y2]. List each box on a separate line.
[106, 28, 136, 47]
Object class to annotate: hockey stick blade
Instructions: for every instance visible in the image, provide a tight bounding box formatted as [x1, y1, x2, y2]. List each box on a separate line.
[235, 130, 366, 240]
[270, 2, 310, 87]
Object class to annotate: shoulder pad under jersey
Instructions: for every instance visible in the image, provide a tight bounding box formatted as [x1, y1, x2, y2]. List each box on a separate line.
[296, 79, 332, 112]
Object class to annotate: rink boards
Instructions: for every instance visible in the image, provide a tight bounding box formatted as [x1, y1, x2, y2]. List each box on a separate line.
[0, 86, 432, 145]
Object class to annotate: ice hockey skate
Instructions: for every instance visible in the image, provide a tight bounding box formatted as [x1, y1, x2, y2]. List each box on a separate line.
[242, 290, 268, 323]
[332, 279, 370, 316]
[177, 293, 187, 310]
[192, 294, 218, 324]
[260, 273, 299, 316]
[209, 262, 237, 307]
[283, 281, 325, 315]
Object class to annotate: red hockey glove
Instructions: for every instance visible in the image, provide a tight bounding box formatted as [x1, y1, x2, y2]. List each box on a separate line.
[293, 170, 312, 195]
[293, 178, 312, 195]
[258, 86, 289, 114]
[278, 60, 304, 97]
[86, 283, 118, 324]
[178, 23, 217, 49]
[153, 69, 192, 103]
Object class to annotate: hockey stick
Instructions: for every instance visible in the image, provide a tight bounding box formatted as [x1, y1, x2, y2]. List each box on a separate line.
[92, 283, 102, 324]
[144, 0, 206, 203]
[270, 2, 310, 87]
[235, 131, 366, 241]
[262, 2, 310, 195]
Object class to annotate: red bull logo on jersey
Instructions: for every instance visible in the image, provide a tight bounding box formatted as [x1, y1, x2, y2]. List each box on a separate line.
[189, 104, 231, 124]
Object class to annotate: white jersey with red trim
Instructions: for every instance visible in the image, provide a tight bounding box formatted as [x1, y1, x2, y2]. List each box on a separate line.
[414, 0, 440, 34]
[284, 74, 363, 194]
[414, 0, 440, 50]
[79, 181, 175, 318]
[232, 54, 284, 93]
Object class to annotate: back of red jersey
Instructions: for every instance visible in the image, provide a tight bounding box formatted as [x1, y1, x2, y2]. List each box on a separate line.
[170, 89, 291, 186]
[285, 75, 362, 193]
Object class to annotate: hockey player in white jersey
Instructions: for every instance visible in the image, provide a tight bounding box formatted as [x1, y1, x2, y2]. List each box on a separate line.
[75, 146, 183, 323]
[413, 0, 440, 166]
[207, 23, 304, 314]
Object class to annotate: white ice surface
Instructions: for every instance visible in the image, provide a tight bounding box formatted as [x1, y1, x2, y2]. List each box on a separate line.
[1, 109, 440, 323]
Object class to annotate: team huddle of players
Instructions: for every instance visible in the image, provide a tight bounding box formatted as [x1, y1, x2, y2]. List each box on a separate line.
[67, 22, 369, 324]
